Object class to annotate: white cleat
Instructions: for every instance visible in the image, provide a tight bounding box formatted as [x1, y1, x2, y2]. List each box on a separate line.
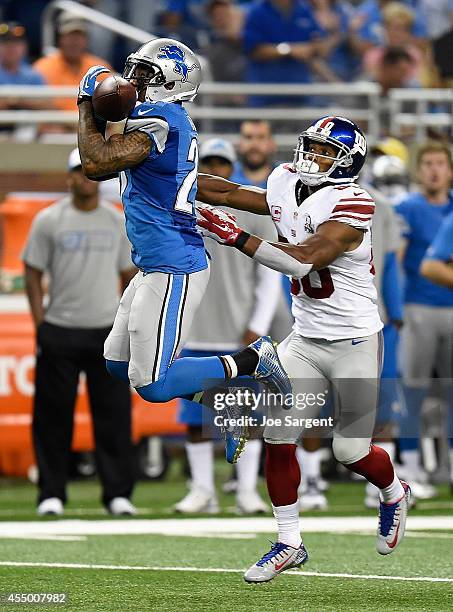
[299, 478, 328, 511]
[174, 488, 219, 514]
[244, 541, 309, 583]
[376, 481, 411, 555]
[364, 482, 380, 509]
[108, 497, 137, 516]
[406, 480, 437, 500]
[236, 490, 269, 514]
[37, 497, 64, 516]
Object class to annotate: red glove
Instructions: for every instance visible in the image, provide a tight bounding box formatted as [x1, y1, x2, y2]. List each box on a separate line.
[197, 205, 246, 246]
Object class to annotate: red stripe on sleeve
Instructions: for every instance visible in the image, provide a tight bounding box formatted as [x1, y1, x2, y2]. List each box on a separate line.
[339, 198, 375, 203]
[330, 213, 372, 222]
[333, 204, 375, 214]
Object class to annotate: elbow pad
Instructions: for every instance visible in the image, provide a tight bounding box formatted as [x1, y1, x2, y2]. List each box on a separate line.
[253, 241, 313, 278]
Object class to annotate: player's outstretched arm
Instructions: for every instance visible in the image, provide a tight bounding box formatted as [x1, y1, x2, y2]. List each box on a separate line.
[198, 207, 363, 278]
[78, 101, 151, 179]
[197, 173, 269, 215]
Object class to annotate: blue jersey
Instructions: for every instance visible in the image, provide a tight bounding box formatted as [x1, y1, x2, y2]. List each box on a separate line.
[230, 162, 271, 189]
[120, 101, 207, 274]
[425, 211, 453, 263]
[396, 193, 453, 306]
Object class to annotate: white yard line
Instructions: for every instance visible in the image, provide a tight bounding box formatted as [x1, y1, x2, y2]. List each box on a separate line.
[0, 516, 452, 538]
[0, 561, 452, 584]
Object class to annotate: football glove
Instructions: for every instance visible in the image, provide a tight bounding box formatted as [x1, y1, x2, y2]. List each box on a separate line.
[197, 205, 245, 246]
[77, 65, 110, 105]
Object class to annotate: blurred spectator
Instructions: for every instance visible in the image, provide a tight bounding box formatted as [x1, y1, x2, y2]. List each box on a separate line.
[373, 46, 417, 93]
[0, 22, 44, 88]
[417, 0, 453, 40]
[0, 0, 51, 60]
[395, 141, 453, 496]
[309, 0, 361, 82]
[33, 13, 113, 112]
[232, 119, 276, 187]
[362, 3, 434, 86]
[0, 22, 46, 139]
[175, 138, 279, 515]
[242, 0, 324, 106]
[350, 0, 427, 56]
[160, 0, 211, 50]
[202, 0, 246, 83]
[86, 1, 165, 67]
[22, 148, 137, 517]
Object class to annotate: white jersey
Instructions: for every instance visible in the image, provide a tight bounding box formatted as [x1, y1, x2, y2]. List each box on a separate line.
[266, 163, 383, 341]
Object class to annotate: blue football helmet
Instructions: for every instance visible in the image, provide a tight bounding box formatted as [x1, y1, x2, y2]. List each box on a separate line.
[293, 116, 367, 186]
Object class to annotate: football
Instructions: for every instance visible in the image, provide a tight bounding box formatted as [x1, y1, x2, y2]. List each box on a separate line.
[92, 74, 137, 122]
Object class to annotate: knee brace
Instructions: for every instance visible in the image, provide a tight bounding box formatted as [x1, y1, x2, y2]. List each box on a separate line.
[332, 437, 370, 465]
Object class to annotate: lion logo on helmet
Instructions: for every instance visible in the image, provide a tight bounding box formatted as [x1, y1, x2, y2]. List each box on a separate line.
[157, 45, 198, 82]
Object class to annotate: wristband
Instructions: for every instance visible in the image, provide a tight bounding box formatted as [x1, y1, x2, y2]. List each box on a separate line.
[235, 231, 251, 250]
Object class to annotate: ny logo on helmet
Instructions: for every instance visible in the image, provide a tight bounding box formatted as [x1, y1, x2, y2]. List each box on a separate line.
[157, 45, 198, 82]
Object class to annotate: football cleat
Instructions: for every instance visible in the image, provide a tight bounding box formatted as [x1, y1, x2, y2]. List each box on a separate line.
[218, 386, 253, 464]
[244, 541, 309, 583]
[37, 497, 63, 516]
[174, 488, 219, 514]
[376, 480, 411, 555]
[108, 497, 137, 516]
[249, 336, 292, 407]
[299, 478, 328, 511]
[236, 489, 269, 515]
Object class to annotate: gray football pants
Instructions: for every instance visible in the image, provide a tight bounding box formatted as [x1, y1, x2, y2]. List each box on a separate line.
[264, 331, 383, 465]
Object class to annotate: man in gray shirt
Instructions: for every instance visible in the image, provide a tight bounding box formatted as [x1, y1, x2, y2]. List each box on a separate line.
[175, 138, 281, 515]
[22, 149, 137, 517]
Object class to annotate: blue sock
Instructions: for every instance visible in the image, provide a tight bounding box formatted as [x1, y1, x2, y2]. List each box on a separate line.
[137, 356, 226, 403]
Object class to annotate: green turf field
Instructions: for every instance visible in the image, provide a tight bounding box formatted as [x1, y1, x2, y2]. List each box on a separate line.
[1, 465, 452, 611]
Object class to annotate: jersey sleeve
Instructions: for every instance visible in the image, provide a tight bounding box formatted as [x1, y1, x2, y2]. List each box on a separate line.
[21, 211, 53, 271]
[328, 185, 375, 230]
[425, 213, 453, 262]
[125, 104, 170, 155]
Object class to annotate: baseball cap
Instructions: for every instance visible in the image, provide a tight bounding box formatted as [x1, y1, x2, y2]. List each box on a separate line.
[68, 148, 82, 171]
[371, 138, 409, 167]
[0, 22, 27, 42]
[58, 13, 87, 35]
[199, 138, 237, 164]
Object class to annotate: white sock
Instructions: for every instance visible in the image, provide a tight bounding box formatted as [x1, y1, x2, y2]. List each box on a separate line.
[236, 439, 261, 493]
[186, 441, 215, 496]
[400, 449, 419, 476]
[375, 441, 396, 463]
[296, 447, 321, 481]
[222, 354, 238, 378]
[272, 501, 301, 548]
[380, 474, 405, 505]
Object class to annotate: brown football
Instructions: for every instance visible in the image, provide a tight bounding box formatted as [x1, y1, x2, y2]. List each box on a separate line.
[92, 75, 137, 122]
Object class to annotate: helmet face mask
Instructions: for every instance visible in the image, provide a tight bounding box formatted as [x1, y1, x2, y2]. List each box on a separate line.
[293, 116, 367, 186]
[122, 38, 202, 104]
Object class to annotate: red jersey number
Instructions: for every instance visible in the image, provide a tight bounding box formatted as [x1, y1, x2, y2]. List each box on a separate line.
[291, 268, 334, 299]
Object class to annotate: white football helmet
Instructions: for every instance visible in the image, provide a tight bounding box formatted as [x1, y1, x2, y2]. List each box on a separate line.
[122, 38, 202, 103]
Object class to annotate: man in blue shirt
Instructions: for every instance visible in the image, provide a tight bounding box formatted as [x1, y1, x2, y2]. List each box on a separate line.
[77, 39, 291, 464]
[0, 22, 44, 87]
[243, 0, 323, 106]
[395, 142, 453, 495]
[421, 211, 453, 489]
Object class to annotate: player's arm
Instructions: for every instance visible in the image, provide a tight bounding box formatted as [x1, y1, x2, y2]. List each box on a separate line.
[197, 173, 269, 215]
[420, 259, 453, 288]
[24, 264, 45, 328]
[198, 206, 363, 277]
[76, 66, 151, 179]
[78, 101, 151, 179]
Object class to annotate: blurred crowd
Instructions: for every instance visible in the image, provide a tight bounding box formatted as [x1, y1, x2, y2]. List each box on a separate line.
[1, 1, 453, 111]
